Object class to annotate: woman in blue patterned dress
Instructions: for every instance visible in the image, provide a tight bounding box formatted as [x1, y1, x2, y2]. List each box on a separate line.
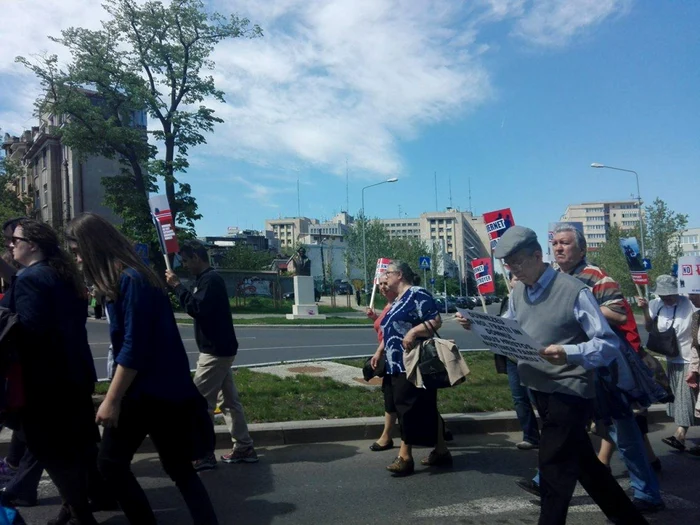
[370, 260, 451, 476]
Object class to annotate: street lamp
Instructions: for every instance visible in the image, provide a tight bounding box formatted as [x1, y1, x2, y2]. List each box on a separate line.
[362, 178, 399, 299]
[591, 163, 647, 296]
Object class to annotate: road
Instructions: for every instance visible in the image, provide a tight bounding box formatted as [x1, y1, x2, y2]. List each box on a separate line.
[18, 422, 694, 524]
[87, 306, 650, 379]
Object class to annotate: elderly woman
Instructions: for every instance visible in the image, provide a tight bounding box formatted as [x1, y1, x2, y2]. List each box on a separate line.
[366, 273, 398, 451]
[370, 260, 449, 476]
[637, 275, 699, 451]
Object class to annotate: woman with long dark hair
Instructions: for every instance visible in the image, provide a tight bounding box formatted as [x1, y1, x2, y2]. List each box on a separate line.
[7, 219, 99, 524]
[65, 213, 218, 525]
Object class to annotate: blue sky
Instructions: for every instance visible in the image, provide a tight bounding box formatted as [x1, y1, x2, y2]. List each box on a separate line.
[1, 0, 698, 245]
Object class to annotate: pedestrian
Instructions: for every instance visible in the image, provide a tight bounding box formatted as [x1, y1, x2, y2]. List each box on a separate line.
[637, 275, 698, 451]
[356, 288, 362, 306]
[457, 226, 647, 525]
[65, 213, 219, 525]
[687, 305, 700, 455]
[166, 239, 258, 470]
[7, 219, 99, 525]
[365, 273, 398, 451]
[369, 260, 450, 476]
[540, 224, 662, 513]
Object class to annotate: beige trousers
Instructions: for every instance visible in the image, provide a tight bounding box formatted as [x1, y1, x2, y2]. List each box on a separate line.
[193, 353, 253, 449]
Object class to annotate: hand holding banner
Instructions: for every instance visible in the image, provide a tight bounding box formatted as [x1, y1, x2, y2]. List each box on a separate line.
[148, 194, 179, 270]
[483, 207, 516, 293]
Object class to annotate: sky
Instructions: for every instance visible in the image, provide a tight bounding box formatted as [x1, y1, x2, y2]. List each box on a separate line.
[1, 0, 698, 246]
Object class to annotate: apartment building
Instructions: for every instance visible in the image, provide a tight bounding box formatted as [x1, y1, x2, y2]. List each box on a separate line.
[264, 217, 317, 250]
[560, 200, 643, 250]
[3, 106, 147, 229]
[680, 227, 700, 257]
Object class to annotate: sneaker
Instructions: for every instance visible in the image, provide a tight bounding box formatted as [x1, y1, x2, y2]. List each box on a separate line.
[193, 454, 217, 472]
[420, 449, 453, 467]
[632, 499, 666, 514]
[221, 447, 259, 464]
[515, 441, 539, 450]
[515, 478, 541, 498]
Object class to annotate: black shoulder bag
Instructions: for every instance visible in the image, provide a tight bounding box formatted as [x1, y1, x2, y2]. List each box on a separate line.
[417, 320, 452, 389]
[646, 305, 680, 358]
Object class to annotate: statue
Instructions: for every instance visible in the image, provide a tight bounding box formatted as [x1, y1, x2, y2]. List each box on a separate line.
[287, 247, 311, 276]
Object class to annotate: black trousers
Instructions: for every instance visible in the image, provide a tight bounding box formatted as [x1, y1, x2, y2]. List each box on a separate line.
[98, 396, 219, 525]
[4, 430, 42, 503]
[532, 391, 648, 525]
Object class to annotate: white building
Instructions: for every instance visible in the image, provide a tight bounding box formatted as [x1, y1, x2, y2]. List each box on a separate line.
[681, 227, 700, 256]
[560, 200, 644, 250]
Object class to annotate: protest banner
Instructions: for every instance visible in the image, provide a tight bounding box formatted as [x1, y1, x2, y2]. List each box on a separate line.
[457, 308, 546, 363]
[369, 258, 391, 310]
[471, 258, 494, 312]
[678, 256, 700, 294]
[482, 208, 515, 293]
[619, 237, 649, 293]
[148, 195, 179, 270]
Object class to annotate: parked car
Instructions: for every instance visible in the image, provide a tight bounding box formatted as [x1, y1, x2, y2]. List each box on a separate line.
[492, 296, 502, 303]
[455, 296, 473, 310]
[283, 289, 321, 302]
[483, 295, 493, 305]
[335, 282, 353, 295]
[434, 297, 458, 313]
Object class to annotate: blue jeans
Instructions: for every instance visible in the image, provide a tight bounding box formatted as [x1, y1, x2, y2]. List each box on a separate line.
[533, 415, 661, 504]
[506, 359, 540, 446]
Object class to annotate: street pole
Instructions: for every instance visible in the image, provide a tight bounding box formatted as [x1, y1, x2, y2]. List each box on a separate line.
[591, 163, 647, 298]
[361, 178, 398, 301]
[443, 273, 448, 314]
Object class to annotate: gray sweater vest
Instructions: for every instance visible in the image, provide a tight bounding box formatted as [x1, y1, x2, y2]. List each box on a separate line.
[512, 271, 594, 398]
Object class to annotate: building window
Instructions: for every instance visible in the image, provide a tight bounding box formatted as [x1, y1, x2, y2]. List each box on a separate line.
[43, 183, 48, 204]
[681, 235, 698, 245]
[42, 149, 47, 169]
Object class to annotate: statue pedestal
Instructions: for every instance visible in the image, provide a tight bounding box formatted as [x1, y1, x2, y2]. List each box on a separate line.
[286, 276, 326, 320]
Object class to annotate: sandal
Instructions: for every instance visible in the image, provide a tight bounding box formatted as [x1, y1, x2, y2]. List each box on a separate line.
[661, 436, 686, 451]
[369, 439, 394, 451]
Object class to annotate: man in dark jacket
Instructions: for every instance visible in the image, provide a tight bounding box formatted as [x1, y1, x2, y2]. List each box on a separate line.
[166, 240, 257, 471]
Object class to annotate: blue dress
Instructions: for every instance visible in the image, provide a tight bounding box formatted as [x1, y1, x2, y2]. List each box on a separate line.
[380, 287, 439, 375]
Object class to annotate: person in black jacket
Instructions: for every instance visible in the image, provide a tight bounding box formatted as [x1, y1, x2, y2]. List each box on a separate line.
[166, 240, 257, 471]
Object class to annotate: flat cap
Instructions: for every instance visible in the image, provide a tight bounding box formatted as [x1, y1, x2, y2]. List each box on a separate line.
[493, 225, 538, 258]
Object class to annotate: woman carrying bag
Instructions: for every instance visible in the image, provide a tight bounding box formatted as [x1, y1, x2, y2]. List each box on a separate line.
[637, 275, 698, 452]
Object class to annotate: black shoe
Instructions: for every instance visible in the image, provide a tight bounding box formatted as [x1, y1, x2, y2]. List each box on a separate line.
[650, 458, 662, 471]
[0, 488, 37, 508]
[47, 505, 71, 525]
[369, 439, 394, 451]
[444, 429, 454, 442]
[514, 478, 540, 497]
[632, 498, 666, 514]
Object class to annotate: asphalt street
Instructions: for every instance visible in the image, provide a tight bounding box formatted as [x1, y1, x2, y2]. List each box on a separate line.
[87, 309, 651, 380]
[18, 422, 695, 525]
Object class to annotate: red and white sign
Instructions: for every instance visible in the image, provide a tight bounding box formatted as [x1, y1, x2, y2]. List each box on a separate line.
[149, 195, 180, 255]
[472, 258, 495, 295]
[631, 273, 650, 285]
[678, 256, 700, 294]
[374, 258, 391, 284]
[483, 208, 515, 251]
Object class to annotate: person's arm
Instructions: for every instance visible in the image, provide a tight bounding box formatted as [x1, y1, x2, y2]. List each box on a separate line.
[96, 365, 138, 428]
[542, 289, 620, 369]
[0, 258, 17, 283]
[370, 340, 385, 370]
[167, 270, 216, 319]
[12, 273, 51, 334]
[687, 313, 700, 387]
[636, 297, 653, 331]
[600, 305, 628, 326]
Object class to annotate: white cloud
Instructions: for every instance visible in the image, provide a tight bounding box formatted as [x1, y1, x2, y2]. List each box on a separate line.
[512, 0, 632, 47]
[0, 0, 632, 191]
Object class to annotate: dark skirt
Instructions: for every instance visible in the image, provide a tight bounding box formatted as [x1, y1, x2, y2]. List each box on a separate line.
[388, 373, 440, 447]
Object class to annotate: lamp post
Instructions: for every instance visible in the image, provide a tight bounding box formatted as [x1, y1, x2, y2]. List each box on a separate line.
[362, 178, 398, 299]
[591, 163, 647, 297]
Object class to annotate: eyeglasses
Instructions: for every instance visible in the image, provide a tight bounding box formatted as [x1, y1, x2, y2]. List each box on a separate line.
[384, 271, 399, 276]
[10, 236, 29, 244]
[503, 256, 531, 272]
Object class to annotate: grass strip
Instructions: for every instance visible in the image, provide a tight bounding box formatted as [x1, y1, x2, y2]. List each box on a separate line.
[93, 353, 512, 421]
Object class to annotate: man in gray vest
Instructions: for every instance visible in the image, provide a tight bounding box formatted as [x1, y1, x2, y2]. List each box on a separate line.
[460, 226, 647, 525]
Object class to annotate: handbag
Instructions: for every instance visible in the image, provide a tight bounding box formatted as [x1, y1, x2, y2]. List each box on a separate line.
[417, 321, 467, 389]
[646, 305, 679, 358]
[362, 355, 385, 382]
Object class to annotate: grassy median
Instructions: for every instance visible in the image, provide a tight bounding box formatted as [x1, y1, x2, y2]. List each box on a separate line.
[93, 352, 512, 421]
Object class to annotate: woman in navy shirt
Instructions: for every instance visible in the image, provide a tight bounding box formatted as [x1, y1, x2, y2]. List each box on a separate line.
[66, 213, 218, 525]
[370, 260, 451, 476]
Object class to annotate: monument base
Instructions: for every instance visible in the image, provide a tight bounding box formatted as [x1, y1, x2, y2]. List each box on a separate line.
[286, 275, 326, 320]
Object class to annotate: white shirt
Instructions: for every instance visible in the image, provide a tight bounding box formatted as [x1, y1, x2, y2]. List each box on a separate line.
[648, 296, 698, 364]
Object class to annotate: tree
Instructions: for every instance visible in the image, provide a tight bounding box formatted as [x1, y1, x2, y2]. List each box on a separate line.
[17, 0, 262, 235]
[0, 155, 32, 225]
[493, 272, 507, 297]
[644, 198, 688, 281]
[219, 245, 274, 271]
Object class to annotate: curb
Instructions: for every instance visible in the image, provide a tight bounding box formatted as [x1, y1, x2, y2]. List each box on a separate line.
[0, 406, 672, 456]
[176, 323, 372, 329]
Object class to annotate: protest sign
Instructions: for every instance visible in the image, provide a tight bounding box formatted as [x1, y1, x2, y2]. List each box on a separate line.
[457, 308, 546, 363]
[483, 208, 515, 251]
[678, 256, 700, 294]
[369, 258, 391, 309]
[149, 195, 179, 269]
[619, 237, 649, 285]
[472, 258, 495, 296]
